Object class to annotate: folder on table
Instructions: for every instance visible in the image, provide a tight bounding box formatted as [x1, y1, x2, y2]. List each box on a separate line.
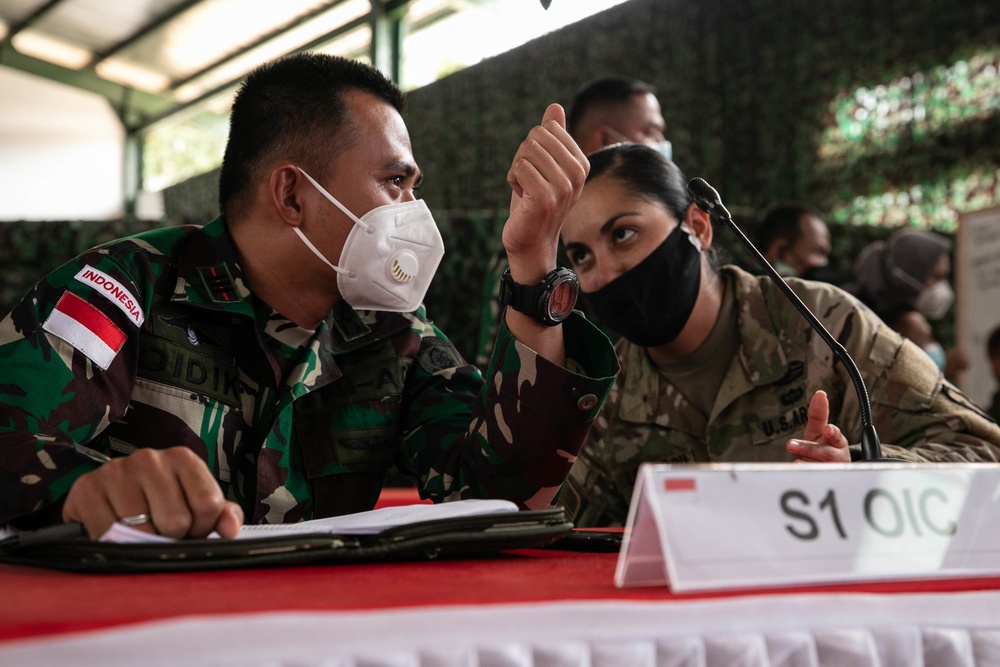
[0, 499, 572, 573]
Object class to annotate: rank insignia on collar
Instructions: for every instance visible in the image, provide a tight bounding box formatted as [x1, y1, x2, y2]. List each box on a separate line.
[198, 264, 238, 303]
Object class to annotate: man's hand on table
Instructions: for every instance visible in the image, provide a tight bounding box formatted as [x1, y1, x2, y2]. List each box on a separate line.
[62, 446, 243, 539]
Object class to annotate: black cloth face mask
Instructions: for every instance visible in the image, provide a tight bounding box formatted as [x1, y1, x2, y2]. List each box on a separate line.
[582, 225, 702, 347]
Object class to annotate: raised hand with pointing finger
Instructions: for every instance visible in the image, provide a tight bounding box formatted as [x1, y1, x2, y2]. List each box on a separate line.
[786, 390, 851, 463]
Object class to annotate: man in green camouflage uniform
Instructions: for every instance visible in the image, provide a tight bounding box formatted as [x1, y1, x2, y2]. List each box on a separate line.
[0, 54, 617, 539]
[557, 143, 1000, 528]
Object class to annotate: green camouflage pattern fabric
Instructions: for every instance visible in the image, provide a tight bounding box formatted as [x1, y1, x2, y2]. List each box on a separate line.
[562, 265, 1000, 527]
[0, 218, 618, 526]
[474, 250, 508, 369]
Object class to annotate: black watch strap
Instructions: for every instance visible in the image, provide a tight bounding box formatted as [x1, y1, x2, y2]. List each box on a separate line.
[498, 267, 579, 326]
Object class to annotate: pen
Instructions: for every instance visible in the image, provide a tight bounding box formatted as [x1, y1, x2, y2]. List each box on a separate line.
[0, 522, 87, 549]
[72, 442, 112, 464]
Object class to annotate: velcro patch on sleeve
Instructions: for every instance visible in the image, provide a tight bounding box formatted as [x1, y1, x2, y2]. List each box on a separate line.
[43, 292, 127, 371]
[74, 266, 145, 327]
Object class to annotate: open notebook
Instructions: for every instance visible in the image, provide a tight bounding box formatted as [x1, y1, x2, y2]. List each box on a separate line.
[99, 499, 522, 542]
[0, 499, 572, 573]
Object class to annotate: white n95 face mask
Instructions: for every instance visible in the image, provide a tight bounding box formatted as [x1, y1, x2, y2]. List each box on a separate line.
[294, 167, 445, 312]
[915, 280, 955, 320]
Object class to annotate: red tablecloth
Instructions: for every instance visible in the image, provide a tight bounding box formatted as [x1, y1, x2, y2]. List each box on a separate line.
[7, 490, 1000, 666]
[7, 546, 1000, 643]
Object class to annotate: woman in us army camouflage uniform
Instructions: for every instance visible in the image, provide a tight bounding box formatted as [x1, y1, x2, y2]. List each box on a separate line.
[557, 143, 1000, 527]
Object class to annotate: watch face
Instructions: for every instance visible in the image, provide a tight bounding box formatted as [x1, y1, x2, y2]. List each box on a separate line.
[547, 276, 579, 322]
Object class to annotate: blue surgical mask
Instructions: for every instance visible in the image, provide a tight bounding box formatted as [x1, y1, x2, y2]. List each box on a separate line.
[604, 127, 672, 161]
[650, 139, 673, 161]
[923, 342, 947, 372]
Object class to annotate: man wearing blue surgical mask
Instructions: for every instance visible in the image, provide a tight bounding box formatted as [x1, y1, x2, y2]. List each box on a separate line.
[566, 77, 670, 158]
[755, 202, 833, 281]
[0, 53, 619, 539]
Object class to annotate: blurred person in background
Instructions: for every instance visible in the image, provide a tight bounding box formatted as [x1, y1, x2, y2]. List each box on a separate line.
[566, 76, 670, 158]
[848, 227, 968, 381]
[755, 201, 834, 282]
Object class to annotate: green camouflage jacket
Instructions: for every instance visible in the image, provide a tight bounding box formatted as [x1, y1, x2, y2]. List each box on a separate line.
[562, 266, 1000, 527]
[0, 218, 618, 526]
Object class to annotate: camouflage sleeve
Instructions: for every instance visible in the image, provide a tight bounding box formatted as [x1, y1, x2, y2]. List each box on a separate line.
[0, 246, 154, 525]
[473, 252, 508, 370]
[833, 301, 1000, 462]
[556, 393, 634, 527]
[400, 310, 618, 510]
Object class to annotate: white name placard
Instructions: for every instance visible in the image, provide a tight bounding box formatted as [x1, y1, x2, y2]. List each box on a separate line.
[614, 462, 1000, 592]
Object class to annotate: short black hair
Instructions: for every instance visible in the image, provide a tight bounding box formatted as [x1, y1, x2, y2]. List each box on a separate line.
[567, 77, 657, 139]
[219, 53, 405, 219]
[755, 202, 823, 251]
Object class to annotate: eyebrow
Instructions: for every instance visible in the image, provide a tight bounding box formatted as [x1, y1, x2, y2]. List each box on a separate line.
[383, 159, 423, 188]
[564, 212, 641, 253]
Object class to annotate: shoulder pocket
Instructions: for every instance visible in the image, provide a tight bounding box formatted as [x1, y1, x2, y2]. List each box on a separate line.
[870, 334, 941, 412]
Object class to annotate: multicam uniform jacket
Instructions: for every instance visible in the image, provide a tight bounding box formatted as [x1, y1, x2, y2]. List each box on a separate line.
[0, 218, 618, 526]
[562, 266, 1000, 527]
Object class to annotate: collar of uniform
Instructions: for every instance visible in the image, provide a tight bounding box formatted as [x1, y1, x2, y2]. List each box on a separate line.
[615, 339, 707, 436]
[614, 266, 789, 431]
[726, 265, 789, 388]
[171, 217, 255, 317]
[326, 299, 415, 352]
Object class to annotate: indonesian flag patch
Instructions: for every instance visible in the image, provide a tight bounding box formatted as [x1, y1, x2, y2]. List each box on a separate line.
[42, 292, 127, 370]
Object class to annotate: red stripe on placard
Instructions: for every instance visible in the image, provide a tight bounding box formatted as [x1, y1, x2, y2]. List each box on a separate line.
[664, 478, 696, 492]
[54, 292, 127, 351]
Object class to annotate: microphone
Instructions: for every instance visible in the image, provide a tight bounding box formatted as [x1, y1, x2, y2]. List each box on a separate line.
[687, 177, 886, 462]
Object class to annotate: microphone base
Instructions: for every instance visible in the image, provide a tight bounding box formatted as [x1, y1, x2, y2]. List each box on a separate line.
[849, 449, 909, 463]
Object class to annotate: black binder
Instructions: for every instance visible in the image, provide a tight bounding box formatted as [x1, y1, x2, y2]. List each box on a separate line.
[0, 508, 572, 573]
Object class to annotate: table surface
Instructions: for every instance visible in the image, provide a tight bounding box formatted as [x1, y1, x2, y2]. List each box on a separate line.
[10, 493, 1000, 667]
[8, 487, 1000, 644]
[8, 542, 1000, 643]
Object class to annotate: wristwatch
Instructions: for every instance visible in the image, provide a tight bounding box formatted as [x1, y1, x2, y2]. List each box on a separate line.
[498, 267, 579, 326]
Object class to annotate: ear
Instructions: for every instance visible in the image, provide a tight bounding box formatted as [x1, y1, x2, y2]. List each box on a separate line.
[269, 164, 306, 227]
[578, 126, 617, 155]
[595, 126, 620, 151]
[771, 238, 790, 261]
[683, 203, 714, 251]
